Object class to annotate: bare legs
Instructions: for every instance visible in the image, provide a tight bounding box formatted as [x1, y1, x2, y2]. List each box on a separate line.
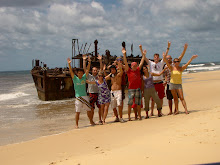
[171, 88, 189, 115]
[176, 88, 189, 114]
[133, 107, 138, 120]
[137, 105, 142, 120]
[150, 100, 154, 116]
[151, 99, 163, 116]
[75, 112, 80, 129]
[113, 108, 119, 120]
[168, 99, 173, 115]
[75, 110, 95, 129]
[91, 108, 94, 119]
[128, 105, 132, 121]
[128, 105, 141, 121]
[100, 103, 110, 124]
[87, 111, 95, 125]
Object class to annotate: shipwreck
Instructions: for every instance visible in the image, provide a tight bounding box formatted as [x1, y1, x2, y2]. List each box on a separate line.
[31, 39, 143, 101]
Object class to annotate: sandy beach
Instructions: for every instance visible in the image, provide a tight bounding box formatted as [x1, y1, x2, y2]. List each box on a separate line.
[0, 70, 220, 165]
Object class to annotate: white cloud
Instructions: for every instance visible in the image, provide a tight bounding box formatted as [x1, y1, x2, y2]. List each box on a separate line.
[91, 1, 104, 12]
[0, 0, 220, 71]
[164, 0, 196, 11]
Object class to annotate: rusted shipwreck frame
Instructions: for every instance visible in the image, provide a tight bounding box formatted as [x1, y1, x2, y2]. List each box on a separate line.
[31, 39, 143, 101]
[31, 65, 74, 101]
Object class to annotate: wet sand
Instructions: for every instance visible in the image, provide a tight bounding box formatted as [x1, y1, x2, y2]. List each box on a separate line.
[0, 70, 220, 165]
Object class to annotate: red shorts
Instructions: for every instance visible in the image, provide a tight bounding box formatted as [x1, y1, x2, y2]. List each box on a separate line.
[89, 93, 100, 109]
[131, 98, 143, 108]
[153, 82, 165, 99]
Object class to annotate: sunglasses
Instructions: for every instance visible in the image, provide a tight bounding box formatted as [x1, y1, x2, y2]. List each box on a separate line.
[174, 61, 180, 63]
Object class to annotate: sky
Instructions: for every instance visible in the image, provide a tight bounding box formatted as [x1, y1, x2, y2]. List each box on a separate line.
[0, 0, 220, 71]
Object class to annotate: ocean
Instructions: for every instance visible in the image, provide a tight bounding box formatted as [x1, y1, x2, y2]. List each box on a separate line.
[0, 62, 220, 146]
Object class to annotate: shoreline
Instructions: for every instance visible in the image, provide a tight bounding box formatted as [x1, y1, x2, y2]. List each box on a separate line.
[0, 70, 220, 165]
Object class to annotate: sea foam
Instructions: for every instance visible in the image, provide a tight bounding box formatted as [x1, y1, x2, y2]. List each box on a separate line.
[0, 92, 30, 101]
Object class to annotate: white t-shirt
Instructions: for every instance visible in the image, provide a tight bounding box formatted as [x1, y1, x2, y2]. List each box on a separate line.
[148, 59, 165, 81]
[87, 74, 99, 93]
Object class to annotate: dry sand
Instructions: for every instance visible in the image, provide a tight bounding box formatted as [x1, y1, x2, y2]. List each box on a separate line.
[0, 70, 220, 165]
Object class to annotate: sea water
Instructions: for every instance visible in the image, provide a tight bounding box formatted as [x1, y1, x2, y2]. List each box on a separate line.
[0, 71, 101, 146]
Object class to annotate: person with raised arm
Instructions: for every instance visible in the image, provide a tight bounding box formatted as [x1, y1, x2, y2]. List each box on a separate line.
[139, 46, 167, 118]
[122, 47, 145, 121]
[164, 43, 188, 115]
[83, 54, 102, 124]
[163, 52, 198, 114]
[104, 61, 125, 123]
[86, 54, 111, 124]
[147, 41, 171, 116]
[67, 57, 95, 129]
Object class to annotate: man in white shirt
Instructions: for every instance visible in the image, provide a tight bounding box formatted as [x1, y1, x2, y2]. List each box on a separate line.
[148, 41, 171, 116]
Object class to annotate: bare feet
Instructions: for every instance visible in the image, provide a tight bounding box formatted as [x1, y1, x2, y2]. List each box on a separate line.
[185, 111, 189, 114]
[158, 110, 163, 117]
[145, 116, 149, 119]
[114, 117, 120, 122]
[90, 121, 96, 126]
[174, 111, 179, 115]
[138, 117, 142, 120]
[150, 112, 154, 116]
[168, 112, 173, 115]
[128, 118, 132, 121]
[97, 120, 103, 125]
[75, 125, 79, 129]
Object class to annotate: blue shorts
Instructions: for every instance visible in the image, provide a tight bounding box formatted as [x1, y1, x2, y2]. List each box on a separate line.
[128, 88, 142, 106]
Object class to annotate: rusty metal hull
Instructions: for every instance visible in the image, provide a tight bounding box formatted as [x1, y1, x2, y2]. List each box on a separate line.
[31, 70, 75, 101]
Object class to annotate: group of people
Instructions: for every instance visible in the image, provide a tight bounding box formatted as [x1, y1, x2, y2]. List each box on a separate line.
[67, 41, 198, 128]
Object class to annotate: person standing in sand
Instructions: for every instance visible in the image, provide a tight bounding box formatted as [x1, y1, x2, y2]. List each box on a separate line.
[122, 47, 145, 121]
[163, 52, 198, 114]
[164, 43, 188, 115]
[141, 64, 167, 118]
[147, 41, 171, 116]
[139, 46, 167, 117]
[83, 54, 102, 124]
[103, 61, 125, 123]
[86, 55, 111, 124]
[67, 57, 95, 129]
[116, 57, 126, 113]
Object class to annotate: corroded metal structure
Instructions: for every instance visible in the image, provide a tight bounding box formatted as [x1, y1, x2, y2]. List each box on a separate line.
[31, 40, 143, 101]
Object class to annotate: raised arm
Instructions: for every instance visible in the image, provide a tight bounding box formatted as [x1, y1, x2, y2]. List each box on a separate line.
[83, 54, 91, 77]
[139, 45, 149, 64]
[97, 54, 103, 70]
[122, 47, 129, 72]
[67, 58, 74, 79]
[86, 56, 91, 77]
[178, 43, 188, 62]
[139, 53, 145, 69]
[83, 54, 87, 73]
[164, 41, 171, 58]
[163, 52, 172, 71]
[181, 55, 198, 71]
[117, 62, 124, 77]
[104, 73, 111, 80]
[151, 66, 168, 76]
